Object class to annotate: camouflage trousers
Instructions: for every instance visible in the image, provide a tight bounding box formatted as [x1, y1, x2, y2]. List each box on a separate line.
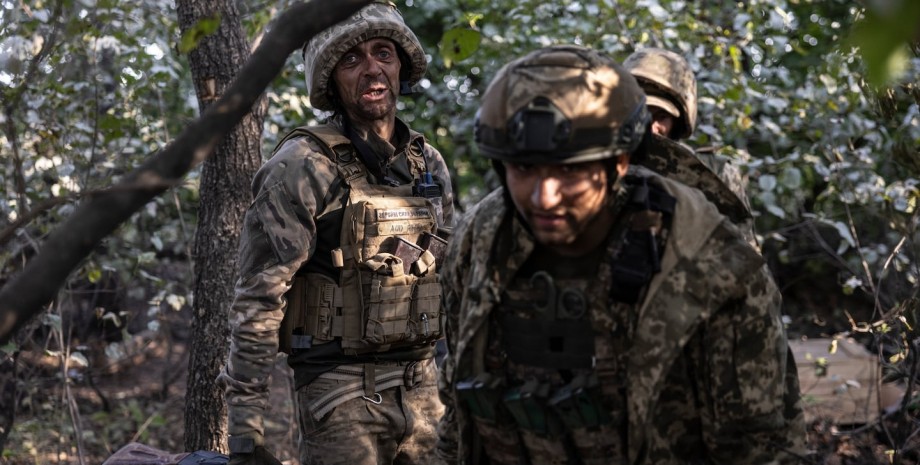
[296, 358, 443, 465]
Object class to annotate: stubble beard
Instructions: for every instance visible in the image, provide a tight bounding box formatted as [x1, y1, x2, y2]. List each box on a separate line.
[347, 78, 397, 124]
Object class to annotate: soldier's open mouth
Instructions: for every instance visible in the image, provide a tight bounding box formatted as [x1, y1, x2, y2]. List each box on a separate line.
[362, 87, 387, 100]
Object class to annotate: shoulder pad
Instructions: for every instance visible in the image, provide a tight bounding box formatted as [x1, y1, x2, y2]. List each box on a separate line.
[271, 124, 352, 160]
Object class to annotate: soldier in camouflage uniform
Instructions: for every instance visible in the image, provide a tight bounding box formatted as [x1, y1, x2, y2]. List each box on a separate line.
[219, 2, 453, 464]
[623, 48, 756, 246]
[435, 45, 805, 465]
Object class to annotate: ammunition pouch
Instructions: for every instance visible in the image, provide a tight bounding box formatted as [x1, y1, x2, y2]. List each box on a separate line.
[281, 194, 444, 355]
[462, 373, 620, 465]
[547, 374, 612, 430]
[458, 373, 531, 464]
[275, 125, 449, 355]
[503, 379, 562, 437]
[457, 372, 505, 423]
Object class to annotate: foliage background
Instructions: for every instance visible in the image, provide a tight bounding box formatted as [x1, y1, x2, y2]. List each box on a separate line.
[0, 0, 918, 462]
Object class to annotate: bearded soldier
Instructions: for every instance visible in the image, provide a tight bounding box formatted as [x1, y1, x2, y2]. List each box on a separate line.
[220, 2, 452, 464]
[435, 45, 805, 465]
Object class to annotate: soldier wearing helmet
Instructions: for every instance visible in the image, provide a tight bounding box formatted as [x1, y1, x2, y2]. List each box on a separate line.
[625, 47, 758, 246]
[434, 45, 805, 465]
[623, 47, 696, 140]
[220, 2, 453, 464]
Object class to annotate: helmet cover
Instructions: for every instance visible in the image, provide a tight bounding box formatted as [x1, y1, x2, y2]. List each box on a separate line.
[623, 47, 697, 138]
[302, 1, 426, 111]
[476, 45, 650, 165]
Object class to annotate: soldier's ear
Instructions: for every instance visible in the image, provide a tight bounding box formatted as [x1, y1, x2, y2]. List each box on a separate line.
[616, 153, 630, 179]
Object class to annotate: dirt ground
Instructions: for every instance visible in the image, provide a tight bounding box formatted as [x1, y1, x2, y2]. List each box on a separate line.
[3, 324, 920, 464]
[1, 330, 301, 465]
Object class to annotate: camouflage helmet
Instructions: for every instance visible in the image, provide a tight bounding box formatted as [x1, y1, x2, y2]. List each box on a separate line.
[623, 48, 697, 139]
[302, 1, 426, 111]
[475, 45, 650, 165]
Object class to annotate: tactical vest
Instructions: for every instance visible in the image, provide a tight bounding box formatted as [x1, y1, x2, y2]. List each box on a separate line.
[456, 177, 675, 465]
[276, 125, 446, 355]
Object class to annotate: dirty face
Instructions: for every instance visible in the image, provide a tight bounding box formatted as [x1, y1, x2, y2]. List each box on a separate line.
[650, 106, 676, 139]
[332, 37, 401, 124]
[504, 157, 627, 256]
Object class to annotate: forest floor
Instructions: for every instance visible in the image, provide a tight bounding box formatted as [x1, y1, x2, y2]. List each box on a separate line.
[2, 304, 920, 464]
[4, 333, 919, 465]
[2, 330, 302, 464]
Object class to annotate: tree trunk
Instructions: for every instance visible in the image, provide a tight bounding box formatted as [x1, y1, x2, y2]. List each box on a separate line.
[176, 0, 265, 453]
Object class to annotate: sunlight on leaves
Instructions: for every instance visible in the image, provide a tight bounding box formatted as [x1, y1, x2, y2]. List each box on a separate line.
[439, 28, 481, 68]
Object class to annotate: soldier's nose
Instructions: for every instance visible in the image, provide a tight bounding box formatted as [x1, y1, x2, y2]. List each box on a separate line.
[531, 176, 563, 210]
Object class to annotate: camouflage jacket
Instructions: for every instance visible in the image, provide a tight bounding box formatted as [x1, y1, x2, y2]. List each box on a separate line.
[639, 135, 757, 247]
[436, 166, 805, 465]
[219, 117, 454, 446]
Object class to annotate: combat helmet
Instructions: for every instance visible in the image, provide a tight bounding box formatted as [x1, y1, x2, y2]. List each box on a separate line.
[302, 1, 426, 111]
[623, 48, 697, 139]
[475, 45, 650, 165]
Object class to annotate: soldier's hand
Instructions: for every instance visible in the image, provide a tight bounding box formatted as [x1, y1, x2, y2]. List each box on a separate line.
[228, 446, 282, 465]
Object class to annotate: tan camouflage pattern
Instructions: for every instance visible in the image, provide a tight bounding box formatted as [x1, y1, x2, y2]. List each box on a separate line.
[640, 134, 758, 246]
[302, 1, 426, 111]
[220, 117, 453, 446]
[296, 359, 443, 465]
[695, 148, 758, 247]
[475, 45, 649, 164]
[436, 166, 806, 464]
[624, 48, 697, 138]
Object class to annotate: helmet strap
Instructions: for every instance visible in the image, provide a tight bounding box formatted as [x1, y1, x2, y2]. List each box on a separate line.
[399, 80, 413, 96]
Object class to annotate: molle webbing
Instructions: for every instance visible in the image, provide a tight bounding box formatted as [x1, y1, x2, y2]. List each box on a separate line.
[338, 194, 437, 266]
[291, 272, 442, 352]
[276, 124, 445, 355]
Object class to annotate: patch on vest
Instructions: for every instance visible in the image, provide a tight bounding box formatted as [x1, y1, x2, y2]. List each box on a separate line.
[375, 207, 432, 221]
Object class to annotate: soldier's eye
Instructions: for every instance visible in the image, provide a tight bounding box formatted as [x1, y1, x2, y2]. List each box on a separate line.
[507, 163, 533, 173]
[339, 54, 358, 67]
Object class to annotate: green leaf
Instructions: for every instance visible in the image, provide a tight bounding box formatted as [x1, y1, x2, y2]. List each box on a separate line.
[728, 45, 742, 74]
[779, 167, 803, 189]
[87, 265, 102, 284]
[439, 28, 481, 68]
[846, 0, 920, 86]
[814, 357, 828, 377]
[0, 341, 18, 355]
[463, 13, 484, 29]
[178, 15, 222, 54]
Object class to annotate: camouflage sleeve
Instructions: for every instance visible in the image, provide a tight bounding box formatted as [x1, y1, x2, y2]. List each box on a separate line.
[435, 207, 475, 463]
[695, 152, 752, 216]
[423, 142, 455, 228]
[218, 136, 340, 446]
[706, 157, 759, 249]
[691, 224, 806, 463]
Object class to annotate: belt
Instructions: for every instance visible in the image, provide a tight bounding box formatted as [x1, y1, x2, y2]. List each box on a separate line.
[307, 360, 428, 420]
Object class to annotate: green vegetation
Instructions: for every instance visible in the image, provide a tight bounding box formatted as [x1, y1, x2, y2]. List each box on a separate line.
[0, 0, 917, 462]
